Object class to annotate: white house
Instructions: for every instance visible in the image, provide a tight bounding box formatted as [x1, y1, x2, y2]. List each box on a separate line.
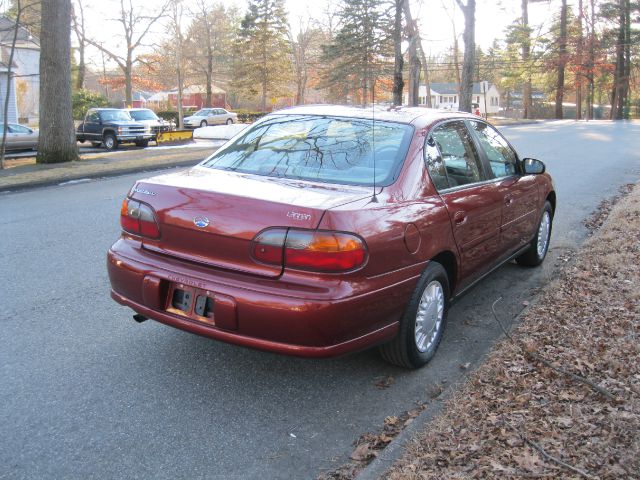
[0, 16, 40, 125]
[407, 82, 501, 114]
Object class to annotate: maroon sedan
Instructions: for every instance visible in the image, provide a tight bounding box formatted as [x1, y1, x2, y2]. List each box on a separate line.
[108, 105, 555, 368]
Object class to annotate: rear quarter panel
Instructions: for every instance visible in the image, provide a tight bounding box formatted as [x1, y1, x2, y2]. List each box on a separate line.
[318, 132, 458, 280]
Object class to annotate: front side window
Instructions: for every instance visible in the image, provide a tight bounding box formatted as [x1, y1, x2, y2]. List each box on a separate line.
[469, 121, 517, 178]
[202, 114, 413, 187]
[430, 121, 484, 188]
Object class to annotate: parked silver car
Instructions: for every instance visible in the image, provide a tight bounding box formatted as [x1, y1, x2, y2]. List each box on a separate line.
[183, 108, 238, 128]
[0, 123, 38, 150]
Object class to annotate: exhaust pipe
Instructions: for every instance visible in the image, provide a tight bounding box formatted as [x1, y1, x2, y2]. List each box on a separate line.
[133, 314, 148, 323]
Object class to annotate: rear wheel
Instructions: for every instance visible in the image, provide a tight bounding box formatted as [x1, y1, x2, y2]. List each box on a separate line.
[226, 118, 233, 125]
[379, 262, 449, 368]
[103, 133, 118, 151]
[516, 201, 553, 267]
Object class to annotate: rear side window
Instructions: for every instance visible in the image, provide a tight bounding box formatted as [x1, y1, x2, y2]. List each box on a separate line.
[202, 114, 413, 187]
[429, 121, 485, 188]
[469, 121, 517, 178]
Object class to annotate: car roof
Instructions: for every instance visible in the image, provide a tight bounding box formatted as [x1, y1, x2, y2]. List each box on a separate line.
[268, 104, 477, 125]
[124, 108, 152, 111]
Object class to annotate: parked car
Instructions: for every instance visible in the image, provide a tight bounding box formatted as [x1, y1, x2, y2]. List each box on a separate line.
[108, 105, 555, 368]
[0, 123, 38, 150]
[123, 108, 171, 140]
[76, 108, 154, 150]
[183, 108, 238, 128]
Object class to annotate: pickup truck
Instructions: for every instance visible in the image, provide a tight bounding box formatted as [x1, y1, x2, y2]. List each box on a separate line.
[76, 108, 154, 150]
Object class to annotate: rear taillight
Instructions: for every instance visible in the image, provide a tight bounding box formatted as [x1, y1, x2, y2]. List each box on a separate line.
[252, 228, 367, 272]
[120, 198, 160, 238]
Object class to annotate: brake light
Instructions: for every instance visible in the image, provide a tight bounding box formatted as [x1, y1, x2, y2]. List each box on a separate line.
[252, 228, 367, 272]
[120, 198, 160, 238]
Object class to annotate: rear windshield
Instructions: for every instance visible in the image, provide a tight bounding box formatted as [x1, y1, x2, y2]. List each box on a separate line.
[201, 114, 413, 186]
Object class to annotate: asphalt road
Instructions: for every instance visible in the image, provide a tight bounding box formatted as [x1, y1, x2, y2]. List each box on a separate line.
[1, 120, 638, 480]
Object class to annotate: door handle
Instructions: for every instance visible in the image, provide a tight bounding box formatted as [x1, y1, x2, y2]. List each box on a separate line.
[454, 211, 467, 225]
[505, 196, 514, 206]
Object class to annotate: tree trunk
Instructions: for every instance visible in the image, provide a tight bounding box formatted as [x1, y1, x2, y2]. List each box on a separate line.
[37, 0, 78, 164]
[622, 0, 630, 119]
[586, 0, 596, 119]
[125, 55, 133, 107]
[555, 0, 567, 119]
[521, 0, 532, 119]
[76, 42, 85, 91]
[610, 0, 625, 119]
[575, 0, 583, 120]
[0, 0, 22, 170]
[392, 0, 404, 106]
[403, 1, 426, 106]
[457, 0, 476, 113]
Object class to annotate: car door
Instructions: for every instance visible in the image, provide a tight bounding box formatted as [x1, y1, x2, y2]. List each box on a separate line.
[468, 120, 540, 254]
[8, 124, 34, 149]
[84, 111, 101, 139]
[426, 120, 504, 288]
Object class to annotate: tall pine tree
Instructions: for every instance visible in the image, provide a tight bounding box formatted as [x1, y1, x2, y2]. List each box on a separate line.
[233, 0, 291, 111]
[320, 0, 393, 105]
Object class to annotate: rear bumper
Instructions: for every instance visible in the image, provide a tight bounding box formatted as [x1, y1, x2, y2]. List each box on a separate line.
[107, 240, 420, 358]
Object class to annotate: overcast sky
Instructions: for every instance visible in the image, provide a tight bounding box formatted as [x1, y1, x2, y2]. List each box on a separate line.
[8, 0, 563, 71]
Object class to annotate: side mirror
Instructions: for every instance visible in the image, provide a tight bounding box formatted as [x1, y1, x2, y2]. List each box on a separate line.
[521, 158, 545, 175]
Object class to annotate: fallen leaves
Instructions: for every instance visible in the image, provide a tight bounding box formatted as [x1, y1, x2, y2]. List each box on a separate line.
[384, 184, 640, 480]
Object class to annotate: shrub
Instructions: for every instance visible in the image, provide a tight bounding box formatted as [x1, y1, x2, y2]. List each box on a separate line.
[156, 111, 179, 124]
[72, 89, 110, 120]
[234, 110, 267, 124]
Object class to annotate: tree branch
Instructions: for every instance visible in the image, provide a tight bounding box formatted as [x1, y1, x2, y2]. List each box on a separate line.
[504, 420, 597, 479]
[491, 298, 617, 402]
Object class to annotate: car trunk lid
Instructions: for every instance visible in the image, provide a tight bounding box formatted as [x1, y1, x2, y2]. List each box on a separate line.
[129, 166, 373, 278]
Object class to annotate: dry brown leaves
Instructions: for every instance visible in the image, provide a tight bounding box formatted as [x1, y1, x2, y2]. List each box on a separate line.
[387, 185, 640, 480]
[318, 405, 426, 480]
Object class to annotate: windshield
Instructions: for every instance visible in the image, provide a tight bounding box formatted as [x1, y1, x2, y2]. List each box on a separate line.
[101, 110, 133, 122]
[201, 115, 413, 186]
[193, 110, 210, 117]
[129, 110, 158, 121]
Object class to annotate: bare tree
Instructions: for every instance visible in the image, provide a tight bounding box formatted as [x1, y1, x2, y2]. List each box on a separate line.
[71, 0, 87, 91]
[37, 0, 78, 164]
[554, 0, 567, 119]
[85, 0, 169, 105]
[403, 1, 431, 107]
[168, 0, 185, 128]
[191, 0, 214, 107]
[403, 1, 420, 106]
[455, 0, 475, 113]
[288, 20, 322, 105]
[392, 0, 404, 105]
[575, 0, 584, 120]
[0, 0, 25, 169]
[521, 0, 532, 118]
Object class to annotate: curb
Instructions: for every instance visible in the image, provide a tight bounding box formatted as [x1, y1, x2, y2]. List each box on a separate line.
[355, 306, 532, 480]
[0, 159, 199, 194]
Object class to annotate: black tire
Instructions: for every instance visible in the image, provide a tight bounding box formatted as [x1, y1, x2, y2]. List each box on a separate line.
[103, 133, 118, 151]
[379, 262, 450, 368]
[135, 139, 149, 148]
[91, 141, 101, 148]
[516, 200, 553, 267]
[226, 118, 233, 125]
[200, 120, 208, 127]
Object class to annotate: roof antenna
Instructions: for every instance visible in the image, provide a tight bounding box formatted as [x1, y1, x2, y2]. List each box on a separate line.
[371, 85, 378, 203]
